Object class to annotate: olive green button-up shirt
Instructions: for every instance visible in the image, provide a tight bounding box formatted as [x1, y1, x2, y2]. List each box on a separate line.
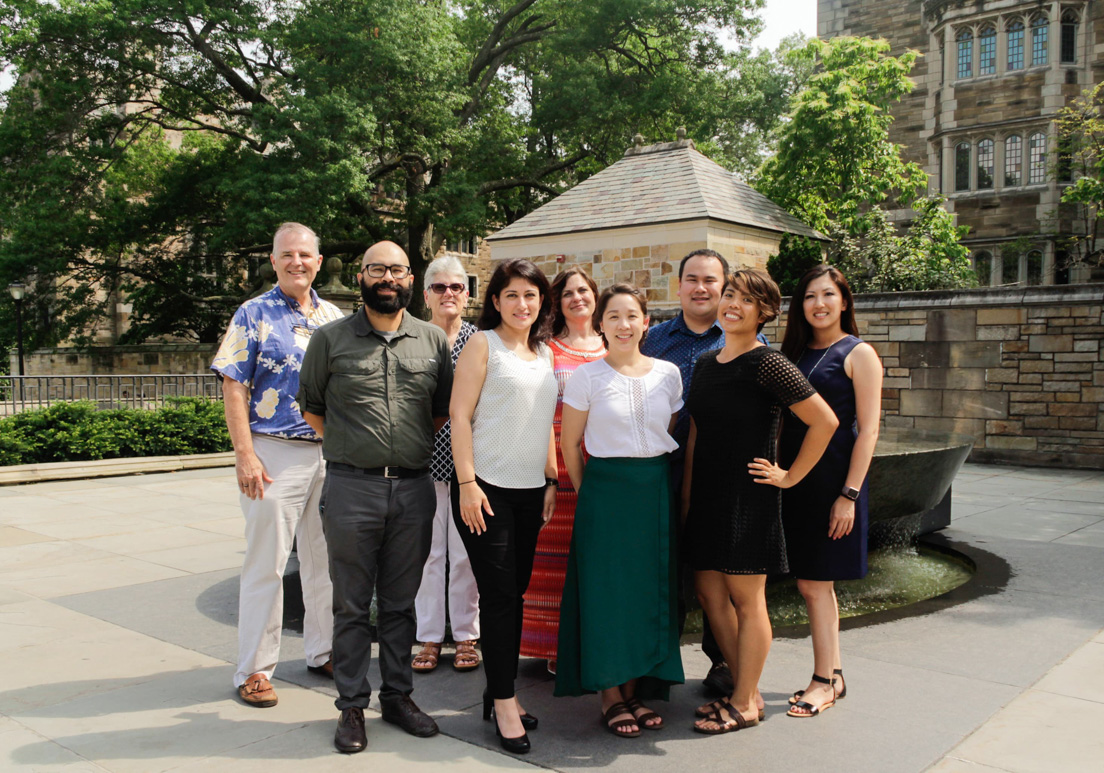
[296, 309, 452, 470]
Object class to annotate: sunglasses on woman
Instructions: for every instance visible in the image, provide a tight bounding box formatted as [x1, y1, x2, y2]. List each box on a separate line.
[429, 283, 467, 295]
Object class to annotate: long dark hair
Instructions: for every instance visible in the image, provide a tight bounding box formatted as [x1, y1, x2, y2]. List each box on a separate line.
[595, 283, 648, 350]
[477, 258, 552, 352]
[550, 266, 599, 338]
[780, 264, 858, 362]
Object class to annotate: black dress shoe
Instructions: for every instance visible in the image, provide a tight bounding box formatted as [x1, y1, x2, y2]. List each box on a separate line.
[380, 694, 439, 737]
[334, 707, 366, 754]
[495, 719, 531, 755]
[703, 661, 734, 697]
[483, 689, 538, 730]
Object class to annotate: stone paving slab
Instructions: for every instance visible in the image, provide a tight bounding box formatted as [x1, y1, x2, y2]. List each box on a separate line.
[0, 462, 1101, 772]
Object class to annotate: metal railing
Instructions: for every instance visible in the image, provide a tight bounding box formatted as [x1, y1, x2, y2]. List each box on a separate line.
[0, 374, 221, 415]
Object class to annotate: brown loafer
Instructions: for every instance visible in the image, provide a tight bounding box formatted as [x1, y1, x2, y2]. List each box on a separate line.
[307, 659, 334, 678]
[238, 673, 278, 707]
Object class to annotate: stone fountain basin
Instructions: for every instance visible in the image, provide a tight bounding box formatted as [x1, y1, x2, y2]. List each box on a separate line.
[869, 428, 975, 536]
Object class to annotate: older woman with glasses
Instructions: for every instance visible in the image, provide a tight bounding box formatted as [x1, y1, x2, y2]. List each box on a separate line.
[411, 257, 482, 675]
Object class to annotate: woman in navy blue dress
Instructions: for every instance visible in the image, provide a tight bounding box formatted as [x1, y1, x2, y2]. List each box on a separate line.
[779, 265, 882, 718]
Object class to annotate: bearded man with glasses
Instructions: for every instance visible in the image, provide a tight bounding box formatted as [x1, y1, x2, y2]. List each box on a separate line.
[298, 241, 453, 753]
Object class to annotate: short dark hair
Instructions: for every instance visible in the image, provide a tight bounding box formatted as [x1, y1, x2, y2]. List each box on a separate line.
[595, 283, 649, 351]
[724, 268, 781, 333]
[678, 248, 730, 280]
[477, 259, 552, 352]
[549, 266, 599, 338]
[780, 264, 858, 361]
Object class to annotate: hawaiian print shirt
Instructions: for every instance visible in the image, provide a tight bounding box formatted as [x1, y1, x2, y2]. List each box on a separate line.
[211, 286, 345, 439]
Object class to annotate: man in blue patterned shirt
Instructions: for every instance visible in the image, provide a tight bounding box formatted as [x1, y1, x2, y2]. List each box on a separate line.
[211, 222, 345, 708]
[641, 248, 767, 701]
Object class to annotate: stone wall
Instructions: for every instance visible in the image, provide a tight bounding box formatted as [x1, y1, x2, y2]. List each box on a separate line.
[762, 284, 1104, 469]
[13, 344, 219, 377]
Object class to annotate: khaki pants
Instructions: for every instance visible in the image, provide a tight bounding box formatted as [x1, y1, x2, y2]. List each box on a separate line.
[235, 435, 333, 687]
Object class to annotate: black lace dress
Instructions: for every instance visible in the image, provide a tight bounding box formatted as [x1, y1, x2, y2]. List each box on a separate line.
[684, 347, 816, 575]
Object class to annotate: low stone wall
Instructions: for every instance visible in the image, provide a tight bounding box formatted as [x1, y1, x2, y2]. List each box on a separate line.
[11, 344, 219, 377]
[763, 284, 1104, 470]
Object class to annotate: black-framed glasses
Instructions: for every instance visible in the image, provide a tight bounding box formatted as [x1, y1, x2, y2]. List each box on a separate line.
[363, 263, 411, 279]
[428, 283, 466, 295]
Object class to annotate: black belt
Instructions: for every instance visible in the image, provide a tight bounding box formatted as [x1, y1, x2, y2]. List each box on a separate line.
[327, 462, 428, 479]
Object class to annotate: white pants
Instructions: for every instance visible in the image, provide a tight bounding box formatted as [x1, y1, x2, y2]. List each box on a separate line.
[235, 435, 333, 687]
[414, 480, 480, 642]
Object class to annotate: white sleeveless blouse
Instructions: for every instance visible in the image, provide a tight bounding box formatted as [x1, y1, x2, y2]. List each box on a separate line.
[472, 330, 558, 489]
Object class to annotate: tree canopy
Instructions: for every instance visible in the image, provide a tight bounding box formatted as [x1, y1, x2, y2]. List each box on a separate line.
[1054, 81, 1104, 272]
[0, 0, 803, 348]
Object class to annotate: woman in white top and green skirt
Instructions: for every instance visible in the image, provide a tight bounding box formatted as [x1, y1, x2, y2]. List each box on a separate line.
[555, 284, 685, 738]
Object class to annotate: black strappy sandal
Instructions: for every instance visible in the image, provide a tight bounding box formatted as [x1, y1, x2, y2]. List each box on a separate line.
[694, 697, 765, 722]
[693, 699, 758, 735]
[601, 701, 641, 738]
[789, 668, 846, 704]
[624, 695, 663, 730]
[786, 674, 836, 718]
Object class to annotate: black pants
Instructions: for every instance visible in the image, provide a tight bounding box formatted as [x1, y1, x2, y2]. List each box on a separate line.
[452, 477, 544, 700]
[321, 466, 435, 710]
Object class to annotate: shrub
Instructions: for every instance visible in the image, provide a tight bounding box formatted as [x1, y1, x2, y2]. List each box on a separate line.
[0, 398, 231, 466]
[767, 233, 824, 296]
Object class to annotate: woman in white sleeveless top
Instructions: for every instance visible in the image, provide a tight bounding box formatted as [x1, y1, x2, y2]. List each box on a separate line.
[450, 259, 558, 755]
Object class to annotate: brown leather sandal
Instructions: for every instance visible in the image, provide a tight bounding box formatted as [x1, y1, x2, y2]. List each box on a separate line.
[693, 699, 758, 735]
[411, 642, 441, 672]
[624, 695, 663, 730]
[453, 640, 480, 671]
[695, 697, 765, 722]
[601, 701, 641, 738]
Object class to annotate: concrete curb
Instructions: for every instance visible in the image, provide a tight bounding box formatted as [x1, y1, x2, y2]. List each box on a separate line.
[0, 451, 235, 486]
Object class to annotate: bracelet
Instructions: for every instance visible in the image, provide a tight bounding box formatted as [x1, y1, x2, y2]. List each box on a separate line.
[458, 480, 476, 486]
[545, 477, 559, 489]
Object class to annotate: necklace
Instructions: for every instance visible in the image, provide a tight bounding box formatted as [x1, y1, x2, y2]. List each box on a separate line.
[804, 336, 848, 377]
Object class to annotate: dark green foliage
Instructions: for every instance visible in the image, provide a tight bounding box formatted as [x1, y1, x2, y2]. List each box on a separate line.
[0, 398, 231, 467]
[766, 234, 824, 296]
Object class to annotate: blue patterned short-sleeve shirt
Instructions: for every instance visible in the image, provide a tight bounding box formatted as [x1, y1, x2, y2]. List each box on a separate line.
[211, 286, 345, 439]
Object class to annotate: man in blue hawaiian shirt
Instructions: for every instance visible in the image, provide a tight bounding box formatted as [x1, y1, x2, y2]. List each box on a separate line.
[211, 222, 345, 708]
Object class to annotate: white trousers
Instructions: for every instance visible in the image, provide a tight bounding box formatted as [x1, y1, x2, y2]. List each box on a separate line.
[235, 435, 333, 687]
[414, 480, 480, 642]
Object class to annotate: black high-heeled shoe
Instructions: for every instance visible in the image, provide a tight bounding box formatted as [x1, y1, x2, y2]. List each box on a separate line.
[482, 690, 538, 730]
[494, 719, 531, 754]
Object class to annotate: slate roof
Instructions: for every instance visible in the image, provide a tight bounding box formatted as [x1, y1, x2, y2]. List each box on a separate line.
[487, 142, 826, 242]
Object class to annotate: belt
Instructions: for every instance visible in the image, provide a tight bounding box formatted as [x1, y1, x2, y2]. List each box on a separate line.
[327, 462, 428, 479]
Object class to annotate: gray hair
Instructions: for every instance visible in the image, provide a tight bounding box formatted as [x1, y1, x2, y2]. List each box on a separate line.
[272, 222, 320, 256]
[423, 255, 468, 291]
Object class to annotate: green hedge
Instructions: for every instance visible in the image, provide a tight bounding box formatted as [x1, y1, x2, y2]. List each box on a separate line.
[0, 398, 231, 466]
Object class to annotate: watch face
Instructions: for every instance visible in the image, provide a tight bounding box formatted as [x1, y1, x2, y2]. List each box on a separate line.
[842, 486, 860, 500]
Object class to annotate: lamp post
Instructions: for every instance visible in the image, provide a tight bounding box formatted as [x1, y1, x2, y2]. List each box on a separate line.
[7, 282, 25, 380]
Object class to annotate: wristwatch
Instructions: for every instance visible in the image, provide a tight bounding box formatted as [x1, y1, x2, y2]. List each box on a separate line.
[841, 486, 860, 502]
[545, 477, 559, 489]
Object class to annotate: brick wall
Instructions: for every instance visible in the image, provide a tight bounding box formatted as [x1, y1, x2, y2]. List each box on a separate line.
[762, 284, 1104, 469]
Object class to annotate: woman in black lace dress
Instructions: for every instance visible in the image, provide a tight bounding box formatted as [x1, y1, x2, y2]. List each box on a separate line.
[682, 268, 837, 735]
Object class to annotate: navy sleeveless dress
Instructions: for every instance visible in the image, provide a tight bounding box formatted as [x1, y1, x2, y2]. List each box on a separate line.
[779, 335, 869, 581]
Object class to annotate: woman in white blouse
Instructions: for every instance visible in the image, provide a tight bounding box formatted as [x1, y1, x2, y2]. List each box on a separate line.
[450, 258, 559, 755]
[554, 283, 685, 738]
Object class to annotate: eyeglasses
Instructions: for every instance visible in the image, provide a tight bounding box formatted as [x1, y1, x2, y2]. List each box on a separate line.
[363, 263, 411, 279]
[429, 283, 466, 295]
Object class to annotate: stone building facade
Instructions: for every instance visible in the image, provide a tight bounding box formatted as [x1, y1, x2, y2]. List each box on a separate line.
[819, 0, 1104, 285]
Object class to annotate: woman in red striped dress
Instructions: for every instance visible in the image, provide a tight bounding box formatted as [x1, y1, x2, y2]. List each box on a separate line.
[520, 267, 606, 672]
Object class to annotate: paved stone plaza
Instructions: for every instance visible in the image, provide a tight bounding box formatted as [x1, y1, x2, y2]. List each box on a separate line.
[1, 462, 1102, 772]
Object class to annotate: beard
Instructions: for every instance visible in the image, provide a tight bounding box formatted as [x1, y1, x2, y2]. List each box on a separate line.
[361, 278, 413, 314]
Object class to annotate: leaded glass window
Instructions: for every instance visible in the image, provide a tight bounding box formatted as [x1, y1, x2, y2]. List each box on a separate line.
[979, 26, 996, 75]
[977, 139, 994, 189]
[1026, 251, 1043, 285]
[955, 142, 971, 191]
[1061, 11, 1077, 63]
[1028, 133, 1047, 184]
[974, 252, 992, 286]
[1005, 135, 1023, 186]
[1031, 15, 1048, 66]
[957, 28, 973, 79]
[1007, 20, 1025, 70]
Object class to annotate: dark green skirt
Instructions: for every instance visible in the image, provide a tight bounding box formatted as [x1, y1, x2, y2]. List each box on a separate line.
[553, 455, 684, 699]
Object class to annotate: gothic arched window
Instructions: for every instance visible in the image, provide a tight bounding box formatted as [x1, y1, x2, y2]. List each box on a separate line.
[977, 139, 995, 189]
[956, 28, 973, 79]
[973, 251, 993, 286]
[955, 142, 972, 190]
[1028, 133, 1047, 184]
[978, 25, 997, 75]
[1004, 135, 1023, 186]
[1061, 11, 1078, 63]
[1031, 15, 1049, 66]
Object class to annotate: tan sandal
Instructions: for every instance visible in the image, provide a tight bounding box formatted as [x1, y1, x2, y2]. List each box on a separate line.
[453, 640, 480, 671]
[412, 642, 441, 672]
